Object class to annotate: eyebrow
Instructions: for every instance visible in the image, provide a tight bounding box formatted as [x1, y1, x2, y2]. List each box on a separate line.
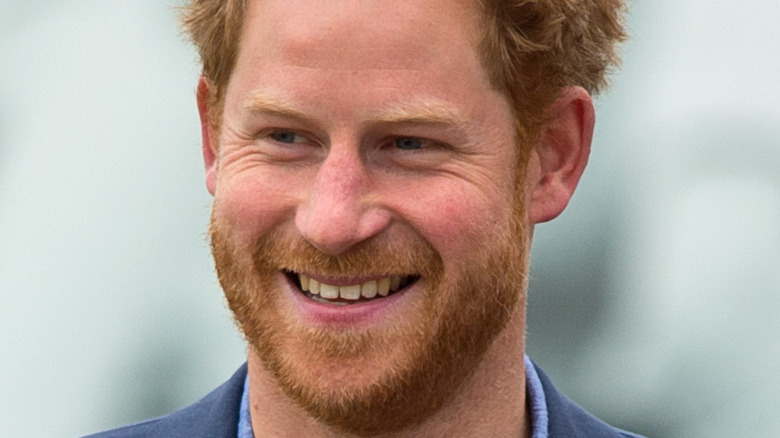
[243, 94, 314, 122]
[372, 101, 466, 128]
[243, 93, 467, 129]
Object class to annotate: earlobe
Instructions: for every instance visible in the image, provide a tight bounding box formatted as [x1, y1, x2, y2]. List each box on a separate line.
[197, 76, 218, 196]
[528, 86, 595, 224]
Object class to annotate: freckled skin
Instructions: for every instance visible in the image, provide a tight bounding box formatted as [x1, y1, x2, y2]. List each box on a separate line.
[199, 0, 593, 436]
[209, 0, 522, 434]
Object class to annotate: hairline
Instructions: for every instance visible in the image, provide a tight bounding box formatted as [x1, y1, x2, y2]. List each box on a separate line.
[202, 0, 536, 153]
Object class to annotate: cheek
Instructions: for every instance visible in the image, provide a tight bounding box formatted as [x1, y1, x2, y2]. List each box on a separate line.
[212, 176, 297, 245]
[398, 186, 513, 265]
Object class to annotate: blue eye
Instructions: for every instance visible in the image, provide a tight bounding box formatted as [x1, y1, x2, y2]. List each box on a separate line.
[271, 131, 305, 144]
[395, 137, 424, 150]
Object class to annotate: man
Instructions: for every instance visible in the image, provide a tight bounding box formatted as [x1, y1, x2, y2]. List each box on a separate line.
[89, 0, 641, 436]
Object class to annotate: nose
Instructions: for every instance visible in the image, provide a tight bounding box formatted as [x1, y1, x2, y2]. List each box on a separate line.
[294, 147, 390, 255]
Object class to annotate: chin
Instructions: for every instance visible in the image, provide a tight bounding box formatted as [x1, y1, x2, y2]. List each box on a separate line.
[210, 215, 528, 435]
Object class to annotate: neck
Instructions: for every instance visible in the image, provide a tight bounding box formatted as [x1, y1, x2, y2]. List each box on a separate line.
[247, 307, 529, 438]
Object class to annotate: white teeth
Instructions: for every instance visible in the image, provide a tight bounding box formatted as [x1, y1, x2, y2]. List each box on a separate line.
[340, 284, 361, 300]
[297, 274, 408, 301]
[320, 283, 339, 299]
[309, 278, 321, 295]
[377, 277, 391, 297]
[361, 280, 378, 299]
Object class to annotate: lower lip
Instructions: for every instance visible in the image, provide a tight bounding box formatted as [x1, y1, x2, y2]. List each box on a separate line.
[283, 274, 416, 327]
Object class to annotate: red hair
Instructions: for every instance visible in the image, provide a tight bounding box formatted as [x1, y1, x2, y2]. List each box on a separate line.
[180, 0, 626, 141]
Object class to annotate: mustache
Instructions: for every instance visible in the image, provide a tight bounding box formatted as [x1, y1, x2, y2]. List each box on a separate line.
[254, 229, 443, 280]
[211, 223, 445, 280]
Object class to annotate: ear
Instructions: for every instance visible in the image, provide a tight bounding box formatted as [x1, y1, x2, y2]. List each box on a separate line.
[528, 86, 594, 224]
[197, 76, 218, 196]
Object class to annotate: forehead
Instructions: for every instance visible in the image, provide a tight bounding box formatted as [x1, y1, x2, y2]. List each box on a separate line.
[240, 0, 485, 73]
[224, 0, 512, 136]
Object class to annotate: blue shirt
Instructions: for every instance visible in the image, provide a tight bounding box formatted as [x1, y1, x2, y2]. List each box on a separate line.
[238, 354, 549, 437]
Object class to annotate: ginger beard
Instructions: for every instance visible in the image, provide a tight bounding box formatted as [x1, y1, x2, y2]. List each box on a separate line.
[209, 187, 530, 435]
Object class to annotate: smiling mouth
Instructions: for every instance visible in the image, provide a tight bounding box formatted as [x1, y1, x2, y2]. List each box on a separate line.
[286, 271, 418, 306]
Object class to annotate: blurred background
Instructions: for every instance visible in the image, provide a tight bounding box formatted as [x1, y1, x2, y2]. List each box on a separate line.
[1, 1, 778, 436]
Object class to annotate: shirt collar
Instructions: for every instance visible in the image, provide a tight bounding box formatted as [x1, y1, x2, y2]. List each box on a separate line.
[237, 354, 549, 437]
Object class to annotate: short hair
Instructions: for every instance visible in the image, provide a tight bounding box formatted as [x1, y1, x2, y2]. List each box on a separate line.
[180, 0, 626, 143]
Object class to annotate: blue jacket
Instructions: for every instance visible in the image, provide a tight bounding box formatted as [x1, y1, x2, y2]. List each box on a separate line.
[85, 362, 643, 437]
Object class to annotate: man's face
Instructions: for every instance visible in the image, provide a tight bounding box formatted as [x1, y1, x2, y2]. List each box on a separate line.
[207, 0, 531, 434]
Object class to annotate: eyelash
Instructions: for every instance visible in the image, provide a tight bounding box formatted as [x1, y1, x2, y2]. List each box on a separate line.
[270, 131, 307, 144]
[258, 129, 313, 146]
[259, 129, 441, 153]
[393, 137, 424, 151]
